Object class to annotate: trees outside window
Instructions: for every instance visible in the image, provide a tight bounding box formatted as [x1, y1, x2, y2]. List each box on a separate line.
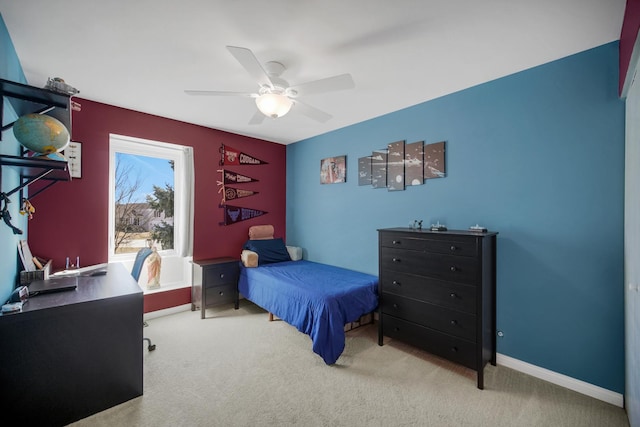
[109, 135, 190, 258]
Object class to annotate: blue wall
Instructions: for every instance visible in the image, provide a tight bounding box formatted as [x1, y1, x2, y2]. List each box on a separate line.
[287, 42, 625, 393]
[0, 14, 28, 304]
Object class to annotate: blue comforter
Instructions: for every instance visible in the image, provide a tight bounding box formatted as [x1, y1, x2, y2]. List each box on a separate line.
[238, 260, 378, 364]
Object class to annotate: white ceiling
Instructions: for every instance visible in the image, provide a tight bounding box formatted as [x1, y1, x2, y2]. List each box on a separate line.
[0, 1, 626, 145]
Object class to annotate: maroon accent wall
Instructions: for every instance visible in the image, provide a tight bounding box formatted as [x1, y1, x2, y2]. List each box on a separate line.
[620, 0, 640, 94]
[27, 98, 286, 312]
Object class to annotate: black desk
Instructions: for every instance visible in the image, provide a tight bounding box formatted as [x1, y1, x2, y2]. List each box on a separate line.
[0, 263, 143, 426]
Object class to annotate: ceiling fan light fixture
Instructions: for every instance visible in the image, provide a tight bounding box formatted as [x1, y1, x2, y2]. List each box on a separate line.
[255, 93, 293, 118]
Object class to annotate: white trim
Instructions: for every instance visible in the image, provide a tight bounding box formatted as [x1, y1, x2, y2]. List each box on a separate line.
[144, 303, 191, 321]
[621, 30, 640, 99]
[497, 353, 623, 407]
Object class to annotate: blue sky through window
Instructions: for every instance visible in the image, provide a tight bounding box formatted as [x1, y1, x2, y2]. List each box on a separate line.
[116, 153, 174, 203]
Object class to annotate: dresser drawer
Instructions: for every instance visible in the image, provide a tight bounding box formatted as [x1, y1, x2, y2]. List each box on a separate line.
[205, 283, 236, 307]
[379, 232, 478, 257]
[380, 246, 479, 285]
[382, 314, 476, 370]
[380, 270, 476, 314]
[203, 263, 239, 288]
[381, 294, 476, 341]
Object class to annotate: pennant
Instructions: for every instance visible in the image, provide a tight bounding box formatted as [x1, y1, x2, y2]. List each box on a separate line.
[224, 187, 258, 201]
[217, 170, 260, 204]
[219, 144, 268, 166]
[220, 204, 268, 225]
[219, 169, 259, 184]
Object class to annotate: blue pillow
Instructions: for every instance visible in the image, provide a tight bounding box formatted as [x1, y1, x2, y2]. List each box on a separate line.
[243, 238, 291, 265]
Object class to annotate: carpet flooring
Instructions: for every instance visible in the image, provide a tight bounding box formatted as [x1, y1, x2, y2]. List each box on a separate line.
[69, 300, 629, 427]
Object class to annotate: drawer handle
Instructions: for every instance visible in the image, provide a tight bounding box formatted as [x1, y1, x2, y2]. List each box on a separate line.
[450, 266, 457, 272]
[450, 347, 458, 353]
[219, 291, 224, 296]
[392, 258, 401, 263]
[450, 292, 457, 299]
[392, 303, 399, 309]
[450, 245, 457, 251]
[392, 240, 401, 245]
[220, 273, 225, 279]
[394, 327, 400, 332]
[392, 280, 401, 286]
[450, 320, 457, 326]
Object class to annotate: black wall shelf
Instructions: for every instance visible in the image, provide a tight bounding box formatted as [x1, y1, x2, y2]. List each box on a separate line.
[0, 79, 73, 232]
[0, 154, 70, 198]
[0, 78, 72, 140]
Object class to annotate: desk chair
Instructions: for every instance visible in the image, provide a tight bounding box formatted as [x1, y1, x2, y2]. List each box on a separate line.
[132, 247, 156, 351]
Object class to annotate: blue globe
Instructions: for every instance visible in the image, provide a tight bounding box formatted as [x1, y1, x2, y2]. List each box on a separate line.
[13, 113, 70, 154]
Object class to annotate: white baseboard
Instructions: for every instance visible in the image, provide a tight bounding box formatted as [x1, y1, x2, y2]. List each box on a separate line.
[144, 303, 191, 321]
[497, 353, 623, 407]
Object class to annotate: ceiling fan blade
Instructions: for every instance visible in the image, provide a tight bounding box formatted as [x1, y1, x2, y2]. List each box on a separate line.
[289, 74, 355, 97]
[248, 110, 266, 125]
[226, 46, 274, 88]
[292, 99, 332, 123]
[184, 90, 256, 97]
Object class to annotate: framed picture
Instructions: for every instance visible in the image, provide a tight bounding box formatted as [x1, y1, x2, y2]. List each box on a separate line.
[63, 141, 82, 178]
[320, 156, 346, 184]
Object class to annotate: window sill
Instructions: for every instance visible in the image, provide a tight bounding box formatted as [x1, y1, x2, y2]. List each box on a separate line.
[140, 281, 191, 295]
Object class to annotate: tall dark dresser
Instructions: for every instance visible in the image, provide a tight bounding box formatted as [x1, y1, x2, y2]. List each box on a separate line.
[378, 227, 497, 389]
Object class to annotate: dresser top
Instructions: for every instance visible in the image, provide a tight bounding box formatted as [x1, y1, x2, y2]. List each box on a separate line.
[378, 227, 498, 237]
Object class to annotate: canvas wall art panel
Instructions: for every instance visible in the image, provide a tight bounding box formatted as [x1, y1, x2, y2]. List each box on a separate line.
[358, 156, 372, 186]
[424, 141, 446, 179]
[371, 149, 388, 189]
[387, 140, 405, 191]
[405, 141, 424, 186]
[320, 156, 347, 184]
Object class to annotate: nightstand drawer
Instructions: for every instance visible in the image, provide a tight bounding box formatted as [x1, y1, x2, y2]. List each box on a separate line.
[381, 293, 476, 341]
[380, 270, 476, 313]
[204, 264, 239, 287]
[380, 246, 479, 285]
[205, 283, 236, 307]
[380, 232, 478, 257]
[382, 314, 476, 370]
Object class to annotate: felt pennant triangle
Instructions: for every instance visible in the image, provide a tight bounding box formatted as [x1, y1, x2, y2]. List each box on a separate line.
[220, 204, 268, 226]
[219, 144, 268, 165]
[218, 169, 259, 184]
[224, 187, 258, 201]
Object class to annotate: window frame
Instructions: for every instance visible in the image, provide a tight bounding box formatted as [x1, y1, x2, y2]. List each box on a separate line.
[108, 134, 186, 261]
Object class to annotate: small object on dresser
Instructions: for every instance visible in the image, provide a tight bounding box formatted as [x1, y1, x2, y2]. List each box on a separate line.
[2, 301, 23, 314]
[469, 224, 488, 232]
[430, 221, 447, 231]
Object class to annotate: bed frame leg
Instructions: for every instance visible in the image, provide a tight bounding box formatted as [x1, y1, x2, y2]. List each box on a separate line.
[268, 313, 274, 322]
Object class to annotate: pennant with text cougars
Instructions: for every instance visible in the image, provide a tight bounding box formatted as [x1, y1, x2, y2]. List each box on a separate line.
[224, 187, 258, 201]
[219, 144, 268, 166]
[217, 184, 259, 204]
[220, 204, 267, 225]
[218, 169, 259, 184]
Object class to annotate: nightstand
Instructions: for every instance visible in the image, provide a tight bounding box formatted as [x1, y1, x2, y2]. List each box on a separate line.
[192, 257, 239, 319]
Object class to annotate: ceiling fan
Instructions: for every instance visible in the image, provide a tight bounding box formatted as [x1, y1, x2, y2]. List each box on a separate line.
[185, 46, 355, 125]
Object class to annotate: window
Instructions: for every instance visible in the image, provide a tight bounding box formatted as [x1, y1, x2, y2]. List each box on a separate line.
[108, 134, 194, 292]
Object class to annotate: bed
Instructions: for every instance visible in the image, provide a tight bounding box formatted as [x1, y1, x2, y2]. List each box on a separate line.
[236, 225, 378, 365]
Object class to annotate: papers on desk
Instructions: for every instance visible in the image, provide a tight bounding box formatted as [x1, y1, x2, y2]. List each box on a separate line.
[51, 263, 109, 277]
